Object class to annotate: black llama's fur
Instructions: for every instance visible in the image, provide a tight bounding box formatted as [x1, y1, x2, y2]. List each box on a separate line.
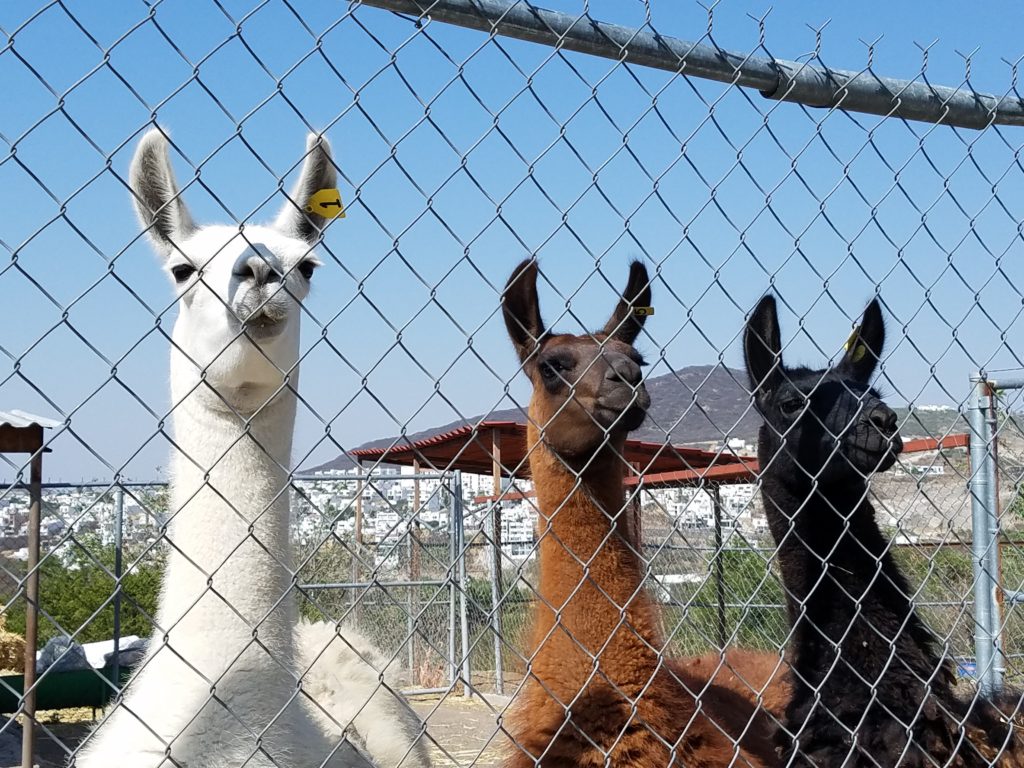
[744, 295, 1024, 767]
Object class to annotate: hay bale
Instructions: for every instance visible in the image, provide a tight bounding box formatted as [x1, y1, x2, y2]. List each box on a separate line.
[0, 616, 26, 674]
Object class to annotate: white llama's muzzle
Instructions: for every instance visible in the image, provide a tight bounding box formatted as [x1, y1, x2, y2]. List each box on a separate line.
[234, 283, 294, 341]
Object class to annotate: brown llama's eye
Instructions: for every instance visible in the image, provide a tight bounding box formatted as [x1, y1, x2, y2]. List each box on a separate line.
[297, 260, 317, 280]
[170, 263, 196, 284]
[540, 359, 567, 382]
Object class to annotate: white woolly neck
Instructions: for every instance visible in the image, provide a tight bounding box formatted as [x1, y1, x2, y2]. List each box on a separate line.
[156, 362, 301, 686]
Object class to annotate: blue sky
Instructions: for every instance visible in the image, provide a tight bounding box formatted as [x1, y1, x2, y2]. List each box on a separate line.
[2, 0, 1024, 481]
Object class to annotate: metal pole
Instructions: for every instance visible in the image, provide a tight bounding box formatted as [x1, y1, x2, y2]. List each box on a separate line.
[985, 388, 1006, 690]
[447, 478, 457, 690]
[453, 471, 472, 698]
[409, 460, 421, 685]
[357, 0, 1024, 130]
[488, 502, 504, 695]
[712, 485, 727, 650]
[112, 486, 124, 690]
[968, 375, 999, 694]
[353, 464, 363, 618]
[21, 450, 42, 768]
[489, 429, 504, 695]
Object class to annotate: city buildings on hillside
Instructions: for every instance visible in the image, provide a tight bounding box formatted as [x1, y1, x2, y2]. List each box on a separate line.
[0, 442, 975, 567]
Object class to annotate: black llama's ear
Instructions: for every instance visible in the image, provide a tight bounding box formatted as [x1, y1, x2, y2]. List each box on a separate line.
[602, 260, 652, 346]
[837, 298, 886, 383]
[275, 133, 338, 246]
[129, 129, 197, 258]
[503, 259, 545, 364]
[744, 294, 783, 403]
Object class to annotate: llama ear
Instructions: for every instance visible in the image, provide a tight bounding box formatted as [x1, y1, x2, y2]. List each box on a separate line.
[129, 129, 197, 257]
[744, 294, 783, 403]
[837, 298, 885, 383]
[601, 260, 652, 345]
[275, 133, 338, 246]
[503, 259, 545, 364]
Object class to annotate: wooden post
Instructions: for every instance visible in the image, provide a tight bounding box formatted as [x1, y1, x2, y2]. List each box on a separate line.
[21, 448, 42, 768]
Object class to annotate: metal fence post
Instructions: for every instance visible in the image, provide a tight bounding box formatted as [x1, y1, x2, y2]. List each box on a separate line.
[969, 374, 1001, 693]
[447, 477, 458, 690]
[409, 462, 420, 685]
[488, 501, 504, 695]
[711, 485, 727, 650]
[112, 486, 124, 690]
[353, 463, 363, 620]
[453, 471, 471, 697]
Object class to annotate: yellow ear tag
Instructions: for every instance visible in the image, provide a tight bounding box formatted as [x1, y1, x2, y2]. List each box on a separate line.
[633, 306, 655, 317]
[305, 189, 346, 219]
[843, 327, 867, 363]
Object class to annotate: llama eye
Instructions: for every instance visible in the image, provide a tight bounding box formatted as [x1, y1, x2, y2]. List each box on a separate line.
[170, 264, 196, 284]
[780, 397, 805, 415]
[297, 260, 317, 281]
[540, 361, 563, 381]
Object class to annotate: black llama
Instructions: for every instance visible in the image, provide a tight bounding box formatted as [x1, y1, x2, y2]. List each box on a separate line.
[744, 294, 1024, 767]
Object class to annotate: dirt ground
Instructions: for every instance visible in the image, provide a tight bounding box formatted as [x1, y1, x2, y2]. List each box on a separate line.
[1, 694, 511, 768]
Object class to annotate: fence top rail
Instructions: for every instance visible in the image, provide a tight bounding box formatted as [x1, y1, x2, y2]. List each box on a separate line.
[357, 0, 1024, 130]
[0, 471, 455, 492]
[973, 374, 1024, 392]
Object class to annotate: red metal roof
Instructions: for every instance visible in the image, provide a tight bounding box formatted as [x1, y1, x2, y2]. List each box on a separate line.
[627, 433, 972, 490]
[349, 420, 747, 478]
[467, 432, 971, 502]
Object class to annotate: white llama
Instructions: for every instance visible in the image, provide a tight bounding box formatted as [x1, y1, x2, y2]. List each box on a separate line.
[74, 129, 430, 768]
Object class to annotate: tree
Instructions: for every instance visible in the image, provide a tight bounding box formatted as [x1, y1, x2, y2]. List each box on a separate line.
[5, 534, 165, 645]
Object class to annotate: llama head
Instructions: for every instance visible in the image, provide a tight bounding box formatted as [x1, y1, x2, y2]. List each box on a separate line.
[503, 259, 652, 460]
[743, 294, 903, 486]
[130, 129, 336, 412]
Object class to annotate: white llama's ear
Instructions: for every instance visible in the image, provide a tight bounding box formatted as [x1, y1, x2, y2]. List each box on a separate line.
[129, 129, 197, 258]
[275, 134, 338, 246]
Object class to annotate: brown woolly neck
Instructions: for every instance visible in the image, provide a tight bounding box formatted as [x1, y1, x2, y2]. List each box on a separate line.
[526, 421, 661, 682]
[509, 423, 788, 768]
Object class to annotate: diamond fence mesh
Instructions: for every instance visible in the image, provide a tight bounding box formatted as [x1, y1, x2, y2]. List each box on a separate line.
[4, 0, 1024, 766]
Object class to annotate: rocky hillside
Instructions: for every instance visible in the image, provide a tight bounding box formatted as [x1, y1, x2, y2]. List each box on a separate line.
[306, 365, 967, 472]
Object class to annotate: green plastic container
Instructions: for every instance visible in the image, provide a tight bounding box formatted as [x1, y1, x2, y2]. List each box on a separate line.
[0, 667, 132, 713]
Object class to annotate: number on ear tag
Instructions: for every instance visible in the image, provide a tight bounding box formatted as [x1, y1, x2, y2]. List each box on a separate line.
[305, 189, 346, 219]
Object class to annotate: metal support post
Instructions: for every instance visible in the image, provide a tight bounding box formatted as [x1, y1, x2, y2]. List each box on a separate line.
[969, 374, 1001, 694]
[488, 502, 504, 695]
[711, 485, 727, 650]
[453, 471, 471, 697]
[447, 480, 457, 689]
[112, 486, 124, 690]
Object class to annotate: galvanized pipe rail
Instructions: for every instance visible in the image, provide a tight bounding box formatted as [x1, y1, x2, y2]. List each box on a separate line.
[357, 0, 1024, 130]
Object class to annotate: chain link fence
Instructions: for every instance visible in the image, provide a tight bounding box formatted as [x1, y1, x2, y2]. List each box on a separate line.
[4, 0, 1024, 766]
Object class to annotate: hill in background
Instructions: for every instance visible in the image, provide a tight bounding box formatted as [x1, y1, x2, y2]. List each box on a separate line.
[305, 365, 968, 472]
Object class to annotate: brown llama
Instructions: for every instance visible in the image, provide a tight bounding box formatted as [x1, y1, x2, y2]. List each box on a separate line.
[744, 294, 1024, 766]
[501, 259, 790, 768]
